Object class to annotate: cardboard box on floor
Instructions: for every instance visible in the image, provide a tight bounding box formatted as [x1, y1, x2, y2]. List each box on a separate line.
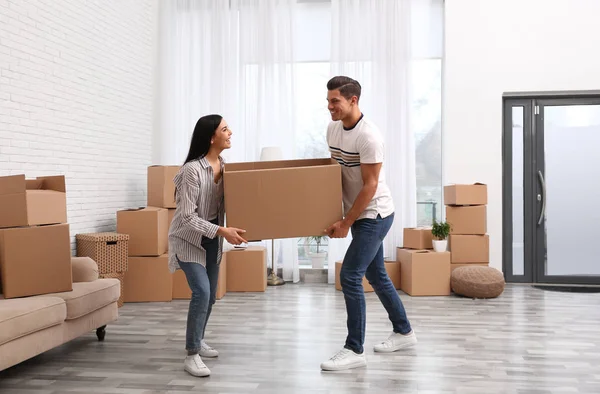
[147, 166, 180, 209]
[172, 258, 227, 300]
[449, 235, 489, 263]
[0, 175, 67, 229]
[446, 205, 487, 235]
[116, 207, 168, 256]
[397, 248, 451, 296]
[335, 260, 401, 292]
[124, 254, 172, 302]
[403, 228, 433, 250]
[225, 247, 267, 292]
[0, 224, 72, 298]
[444, 183, 487, 206]
[223, 158, 343, 241]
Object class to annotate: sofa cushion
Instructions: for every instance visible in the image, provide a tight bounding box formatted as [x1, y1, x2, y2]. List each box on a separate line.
[0, 296, 66, 346]
[36, 279, 120, 320]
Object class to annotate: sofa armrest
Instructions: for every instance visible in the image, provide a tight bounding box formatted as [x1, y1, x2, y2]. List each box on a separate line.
[71, 257, 99, 283]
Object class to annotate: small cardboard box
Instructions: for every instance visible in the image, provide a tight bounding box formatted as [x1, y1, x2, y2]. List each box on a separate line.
[449, 235, 489, 263]
[172, 259, 227, 300]
[225, 247, 267, 292]
[397, 248, 451, 296]
[0, 224, 72, 298]
[147, 165, 180, 209]
[451, 263, 489, 272]
[335, 260, 401, 292]
[116, 207, 168, 256]
[0, 175, 67, 228]
[444, 183, 487, 206]
[446, 205, 487, 235]
[124, 254, 172, 302]
[403, 228, 433, 250]
[223, 158, 343, 241]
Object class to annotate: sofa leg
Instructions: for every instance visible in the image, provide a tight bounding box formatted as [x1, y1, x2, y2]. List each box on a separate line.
[96, 325, 106, 341]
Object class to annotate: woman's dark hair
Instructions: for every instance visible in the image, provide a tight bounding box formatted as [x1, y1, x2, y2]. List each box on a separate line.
[183, 114, 223, 165]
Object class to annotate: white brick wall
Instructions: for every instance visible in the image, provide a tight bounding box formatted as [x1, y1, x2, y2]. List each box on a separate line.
[0, 0, 158, 251]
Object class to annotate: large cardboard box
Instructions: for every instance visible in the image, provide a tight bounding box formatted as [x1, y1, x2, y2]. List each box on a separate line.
[403, 228, 433, 250]
[225, 247, 267, 292]
[451, 263, 489, 272]
[0, 224, 72, 298]
[116, 207, 168, 256]
[147, 166, 180, 209]
[444, 183, 487, 206]
[172, 259, 227, 300]
[223, 158, 343, 241]
[0, 175, 67, 228]
[449, 235, 489, 263]
[166, 209, 175, 251]
[446, 205, 487, 235]
[335, 260, 401, 292]
[397, 248, 451, 296]
[124, 254, 172, 302]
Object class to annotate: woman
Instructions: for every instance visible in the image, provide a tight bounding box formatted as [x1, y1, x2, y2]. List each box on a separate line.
[168, 114, 247, 377]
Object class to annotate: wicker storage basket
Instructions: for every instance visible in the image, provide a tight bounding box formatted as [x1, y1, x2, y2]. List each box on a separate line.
[76, 232, 129, 274]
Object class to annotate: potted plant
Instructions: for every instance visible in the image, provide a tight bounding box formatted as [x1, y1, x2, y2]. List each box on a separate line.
[306, 235, 327, 268]
[431, 220, 451, 252]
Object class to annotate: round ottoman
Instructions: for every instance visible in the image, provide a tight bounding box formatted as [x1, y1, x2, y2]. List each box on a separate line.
[451, 266, 505, 299]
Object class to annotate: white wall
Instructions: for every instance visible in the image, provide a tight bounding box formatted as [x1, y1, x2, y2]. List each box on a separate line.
[443, 0, 600, 270]
[0, 0, 158, 250]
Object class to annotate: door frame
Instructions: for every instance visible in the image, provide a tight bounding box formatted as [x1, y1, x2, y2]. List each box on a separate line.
[502, 90, 600, 285]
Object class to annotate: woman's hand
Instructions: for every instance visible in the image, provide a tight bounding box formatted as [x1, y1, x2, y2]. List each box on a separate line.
[217, 226, 248, 245]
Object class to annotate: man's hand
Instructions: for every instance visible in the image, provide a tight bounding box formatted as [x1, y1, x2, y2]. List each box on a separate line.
[325, 219, 351, 238]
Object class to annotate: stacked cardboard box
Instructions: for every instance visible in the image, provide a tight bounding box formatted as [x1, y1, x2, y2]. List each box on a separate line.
[395, 227, 451, 296]
[0, 175, 72, 299]
[444, 183, 489, 272]
[75, 232, 129, 307]
[118, 207, 170, 302]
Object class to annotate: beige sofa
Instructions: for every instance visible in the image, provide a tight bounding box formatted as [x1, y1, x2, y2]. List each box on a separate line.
[0, 256, 120, 372]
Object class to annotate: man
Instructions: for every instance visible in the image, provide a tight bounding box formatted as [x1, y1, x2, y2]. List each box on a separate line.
[321, 76, 416, 371]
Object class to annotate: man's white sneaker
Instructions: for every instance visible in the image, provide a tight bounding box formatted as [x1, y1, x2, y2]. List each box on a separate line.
[199, 340, 218, 358]
[373, 330, 417, 353]
[184, 354, 211, 377]
[320, 348, 366, 371]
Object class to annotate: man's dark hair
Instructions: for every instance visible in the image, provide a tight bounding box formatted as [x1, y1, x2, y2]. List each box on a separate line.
[327, 76, 361, 101]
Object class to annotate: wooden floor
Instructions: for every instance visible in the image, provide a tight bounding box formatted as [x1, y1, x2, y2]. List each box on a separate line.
[1, 283, 600, 394]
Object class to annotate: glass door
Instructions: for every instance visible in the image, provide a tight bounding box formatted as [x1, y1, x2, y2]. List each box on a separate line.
[535, 100, 600, 284]
[503, 93, 600, 285]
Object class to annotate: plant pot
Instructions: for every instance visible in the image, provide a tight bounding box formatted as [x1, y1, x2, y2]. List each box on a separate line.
[308, 251, 327, 269]
[432, 239, 448, 253]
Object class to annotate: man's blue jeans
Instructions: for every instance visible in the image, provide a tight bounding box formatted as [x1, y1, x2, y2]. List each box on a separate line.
[177, 232, 220, 354]
[340, 213, 412, 354]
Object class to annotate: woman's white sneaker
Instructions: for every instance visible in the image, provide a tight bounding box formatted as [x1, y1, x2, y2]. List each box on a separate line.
[320, 348, 366, 371]
[184, 354, 211, 377]
[199, 340, 219, 358]
[373, 330, 417, 353]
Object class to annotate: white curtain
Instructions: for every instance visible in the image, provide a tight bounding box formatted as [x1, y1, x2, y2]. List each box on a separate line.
[157, 0, 300, 282]
[326, 0, 418, 283]
[157, 0, 440, 285]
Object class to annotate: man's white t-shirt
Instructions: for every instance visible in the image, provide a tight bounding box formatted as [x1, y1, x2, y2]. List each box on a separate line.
[326, 114, 394, 221]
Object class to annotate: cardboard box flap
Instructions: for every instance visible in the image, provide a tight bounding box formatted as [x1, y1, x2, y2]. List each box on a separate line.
[0, 175, 26, 195]
[36, 176, 66, 192]
[225, 158, 336, 173]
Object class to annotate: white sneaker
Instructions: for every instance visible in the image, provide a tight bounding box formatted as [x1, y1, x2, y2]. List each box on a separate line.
[184, 354, 211, 377]
[373, 330, 417, 353]
[199, 340, 218, 358]
[320, 348, 366, 371]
